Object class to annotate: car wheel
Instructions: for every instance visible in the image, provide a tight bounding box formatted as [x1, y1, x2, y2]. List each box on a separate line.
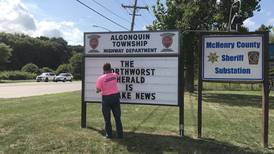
[45, 78, 48, 82]
[36, 80, 40, 82]
[63, 78, 66, 82]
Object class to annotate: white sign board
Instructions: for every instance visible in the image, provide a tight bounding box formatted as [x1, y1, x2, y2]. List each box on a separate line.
[202, 35, 263, 81]
[84, 31, 179, 55]
[83, 31, 180, 106]
[84, 57, 178, 105]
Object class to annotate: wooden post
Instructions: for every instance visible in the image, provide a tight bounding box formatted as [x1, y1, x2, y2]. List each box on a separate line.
[179, 32, 184, 136]
[81, 56, 87, 128]
[81, 101, 87, 128]
[197, 34, 203, 138]
[262, 32, 269, 148]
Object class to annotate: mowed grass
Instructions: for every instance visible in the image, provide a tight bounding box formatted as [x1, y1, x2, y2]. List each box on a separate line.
[0, 91, 274, 153]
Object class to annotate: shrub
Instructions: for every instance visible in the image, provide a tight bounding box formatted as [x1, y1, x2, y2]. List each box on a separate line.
[55, 64, 72, 75]
[21, 63, 40, 74]
[40, 67, 54, 73]
[0, 71, 36, 80]
[69, 53, 82, 79]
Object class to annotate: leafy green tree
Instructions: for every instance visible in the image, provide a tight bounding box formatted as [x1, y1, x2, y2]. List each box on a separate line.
[255, 24, 272, 32]
[0, 32, 72, 70]
[55, 64, 72, 75]
[21, 63, 40, 74]
[214, 0, 261, 31]
[69, 53, 82, 79]
[270, 34, 274, 44]
[0, 43, 12, 64]
[149, 0, 261, 92]
[40, 67, 54, 73]
[255, 24, 274, 43]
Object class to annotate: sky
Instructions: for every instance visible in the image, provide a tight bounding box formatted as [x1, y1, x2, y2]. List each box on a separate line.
[0, 0, 273, 45]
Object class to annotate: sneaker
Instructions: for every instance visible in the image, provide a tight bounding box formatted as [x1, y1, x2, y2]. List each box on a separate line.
[104, 135, 112, 139]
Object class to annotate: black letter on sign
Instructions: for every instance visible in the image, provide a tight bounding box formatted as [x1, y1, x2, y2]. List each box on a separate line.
[126, 84, 133, 91]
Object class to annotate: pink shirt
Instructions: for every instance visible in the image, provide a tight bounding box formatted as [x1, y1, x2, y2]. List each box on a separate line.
[96, 72, 119, 96]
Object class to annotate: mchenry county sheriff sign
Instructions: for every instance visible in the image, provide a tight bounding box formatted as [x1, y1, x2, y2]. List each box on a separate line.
[83, 31, 180, 106]
[202, 34, 263, 81]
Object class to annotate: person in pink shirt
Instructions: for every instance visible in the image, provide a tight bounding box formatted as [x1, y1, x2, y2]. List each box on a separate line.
[96, 63, 123, 139]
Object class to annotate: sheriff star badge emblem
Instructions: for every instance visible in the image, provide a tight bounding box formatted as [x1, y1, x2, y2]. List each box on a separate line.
[208, 52, 219, 64]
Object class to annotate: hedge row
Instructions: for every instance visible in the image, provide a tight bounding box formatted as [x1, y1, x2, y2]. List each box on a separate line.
[0, 71, 36, 80]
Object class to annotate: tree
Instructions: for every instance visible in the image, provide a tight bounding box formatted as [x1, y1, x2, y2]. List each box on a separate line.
[149, 0, 261, 92]
[255, 24, 274, 43]
[214, 0, 261, 31]
[69, 53, 82, 79]
[0, 43, 12, 64]
[0, 32, 72, 70]
[270, 33, 274, 44]
[21, 63, 40, 74]
[255, 24, 272, 32]
[55, 64, 72, 75]
[40, 67, 54, 73]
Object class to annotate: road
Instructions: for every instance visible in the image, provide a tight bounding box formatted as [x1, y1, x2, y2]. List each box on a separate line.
[0, 81, 81, 98]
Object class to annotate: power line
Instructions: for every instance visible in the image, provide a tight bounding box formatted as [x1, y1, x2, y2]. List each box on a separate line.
[111, 0, 139, 29]
[122, 0, 149, 31]
[76, 0, 129, 31]
[90, 0, 131, 24]
[141, 0, 154, 18]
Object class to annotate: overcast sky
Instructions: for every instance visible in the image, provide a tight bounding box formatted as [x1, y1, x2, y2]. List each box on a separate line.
[0, 0, 273, 45]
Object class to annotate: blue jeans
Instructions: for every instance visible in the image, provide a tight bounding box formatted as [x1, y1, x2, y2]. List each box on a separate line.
[102, 93, 123, 138]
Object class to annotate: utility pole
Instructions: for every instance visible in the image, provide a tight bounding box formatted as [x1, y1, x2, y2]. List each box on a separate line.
[122, 0, 148, 31]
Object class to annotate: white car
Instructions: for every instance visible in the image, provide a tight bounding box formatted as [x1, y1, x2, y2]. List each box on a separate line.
[36, 72, 56, 82]
[54, 73, 73, 82]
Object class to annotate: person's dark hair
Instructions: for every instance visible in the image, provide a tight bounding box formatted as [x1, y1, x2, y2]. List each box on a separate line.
[103, 63, 111, 72]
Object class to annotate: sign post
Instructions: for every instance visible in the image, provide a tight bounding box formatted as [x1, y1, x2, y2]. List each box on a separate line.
[81, 31, 184, 135]
[199, 32, 269, 147]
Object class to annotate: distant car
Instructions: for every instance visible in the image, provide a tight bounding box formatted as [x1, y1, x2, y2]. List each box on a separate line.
[54, 73, 73, 82]
[36, 72, 56, 82]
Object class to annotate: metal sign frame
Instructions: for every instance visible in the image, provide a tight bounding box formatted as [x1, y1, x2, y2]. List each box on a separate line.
[81, 30, 184, 136]
[198, 32, 269, 147]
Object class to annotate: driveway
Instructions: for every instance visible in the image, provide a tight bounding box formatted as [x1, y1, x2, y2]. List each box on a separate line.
[0, 81, 81, 98]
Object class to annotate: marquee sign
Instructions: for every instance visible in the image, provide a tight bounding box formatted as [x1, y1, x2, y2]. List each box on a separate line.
[83, 31, 180, 106]
[202, 34, 264, 81]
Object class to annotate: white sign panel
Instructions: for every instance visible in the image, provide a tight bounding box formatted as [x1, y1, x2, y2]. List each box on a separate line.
[84, 31, 179, 55]
[84, 57, 178, 105]
[202, 35, 263, 81]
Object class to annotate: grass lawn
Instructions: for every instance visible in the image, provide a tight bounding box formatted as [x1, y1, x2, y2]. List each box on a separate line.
[0, 90, 274, 153]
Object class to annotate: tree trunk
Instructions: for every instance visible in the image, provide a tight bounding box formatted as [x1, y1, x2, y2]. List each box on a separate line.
[184, 33, 195, 92]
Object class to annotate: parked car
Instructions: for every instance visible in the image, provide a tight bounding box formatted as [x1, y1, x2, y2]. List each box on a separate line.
[54, 73, 73, 82]
[36, 72, 56, 82]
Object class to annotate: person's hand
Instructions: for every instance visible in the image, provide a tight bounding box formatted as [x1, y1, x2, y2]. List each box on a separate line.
[96, 89, 101, 93]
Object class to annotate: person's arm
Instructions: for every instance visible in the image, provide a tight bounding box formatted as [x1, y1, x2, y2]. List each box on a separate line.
[96, 77, 102, 93]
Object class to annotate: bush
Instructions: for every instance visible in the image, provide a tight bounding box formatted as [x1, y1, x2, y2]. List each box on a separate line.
[69, 53, 82, 79]
[21, 63, 40, 74]
[0, 71, 36, 80]
[40, 67, 54, 73]
[55, 64, 72, 75]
